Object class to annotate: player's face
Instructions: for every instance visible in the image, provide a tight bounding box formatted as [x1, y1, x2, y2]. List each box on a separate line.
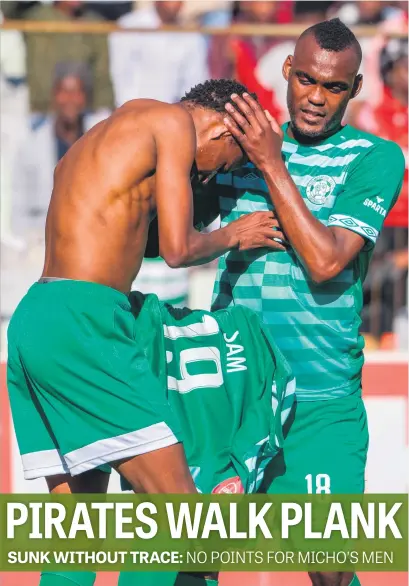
[283, 35, 362, 140]
[195, 113, 246, 184]
[53, 76, 87, 123]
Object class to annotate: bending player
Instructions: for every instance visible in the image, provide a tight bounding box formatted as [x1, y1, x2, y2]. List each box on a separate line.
[8, 79, 284, 493]
[7, 80, 285, 586]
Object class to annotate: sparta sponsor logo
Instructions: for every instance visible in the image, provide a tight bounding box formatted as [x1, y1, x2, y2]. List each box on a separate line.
[363, 198, 386, 217]
[212, 476, 244, 494]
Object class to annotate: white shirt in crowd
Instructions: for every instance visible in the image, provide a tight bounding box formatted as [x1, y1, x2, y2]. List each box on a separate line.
[0, 13, 29, 240]
[11, 113, 108, 240]
[109, 6, 209, 106]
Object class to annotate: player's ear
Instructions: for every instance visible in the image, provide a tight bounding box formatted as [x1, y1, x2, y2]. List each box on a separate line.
[351, 74, 363, 99]
[218, 130, 232, 139]
[209, 121, 231, 141]
[282, 55, 292, 82]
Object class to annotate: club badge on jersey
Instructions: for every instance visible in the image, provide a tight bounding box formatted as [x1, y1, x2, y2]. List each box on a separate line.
[306, 175, 336, 206]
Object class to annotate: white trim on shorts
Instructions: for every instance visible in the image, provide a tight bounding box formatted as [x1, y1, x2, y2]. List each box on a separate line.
[22, 449, 69, 480]
[21, 422, 179, 480]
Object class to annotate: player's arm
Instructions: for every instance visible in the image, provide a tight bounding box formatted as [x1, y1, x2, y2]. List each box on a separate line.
[154, 106, 285, 268]
[144, 178, 223, 259]
[224, 93, 405, 283]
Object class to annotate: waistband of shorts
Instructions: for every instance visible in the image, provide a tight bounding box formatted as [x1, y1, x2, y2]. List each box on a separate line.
[28, 279, 130, 307]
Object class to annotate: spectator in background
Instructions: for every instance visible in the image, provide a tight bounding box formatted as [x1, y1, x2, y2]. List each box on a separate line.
[0, 4, 37, 332]
[354, 39, 408, 346]
[83, 1, 133, 21]
[209, 1, 278, 79]
[208, 1, 282, 117]
[0, 1, 38, 19]
[0, 9, 29, 241]
[180, 1, 233, 27]
[109, 1, 209, 106]
[12, 62, 108, 241]
[354, 39, 408, 223]
[255, 1, 334, 119]
[332, 1, 405, 25]
[3, 62, 108, 328]
[23, 1, 114, 114]
[331, 0, 408, 114]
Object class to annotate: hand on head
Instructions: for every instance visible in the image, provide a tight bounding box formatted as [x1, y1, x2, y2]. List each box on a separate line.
[223, 93, 283, 171]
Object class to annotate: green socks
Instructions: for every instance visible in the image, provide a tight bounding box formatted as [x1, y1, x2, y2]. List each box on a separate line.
[39, 573, 96, 586]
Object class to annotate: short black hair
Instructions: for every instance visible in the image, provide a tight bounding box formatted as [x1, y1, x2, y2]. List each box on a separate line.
[181, 79, 257, 113]
[302, 18, 362, 64]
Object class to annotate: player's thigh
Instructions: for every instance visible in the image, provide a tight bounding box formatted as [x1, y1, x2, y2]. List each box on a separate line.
[14, 289, 182, 477]
[265, 395, 368, 494]
[114, 443, 196, 494]
[46, 469, 110, 494]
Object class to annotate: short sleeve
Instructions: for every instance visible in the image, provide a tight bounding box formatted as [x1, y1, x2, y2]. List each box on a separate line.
[327, 141, 405, 246]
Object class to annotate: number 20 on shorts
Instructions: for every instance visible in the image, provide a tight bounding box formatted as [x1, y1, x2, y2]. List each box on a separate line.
[305, 473, 331, 494]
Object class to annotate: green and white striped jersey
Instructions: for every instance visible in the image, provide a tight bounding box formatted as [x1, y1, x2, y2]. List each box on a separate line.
[212, 124, 405, 400]
[132, 257, 189, 307]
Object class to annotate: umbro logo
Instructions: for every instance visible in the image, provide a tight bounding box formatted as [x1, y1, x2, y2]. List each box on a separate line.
[242, 172, 260, 180]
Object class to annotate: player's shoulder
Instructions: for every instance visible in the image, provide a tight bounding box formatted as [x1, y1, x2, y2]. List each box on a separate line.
[151, 103, 196, 152]
[162, 103, 194, 127]
[147, 101, 194, 131]
[346, 125, 405, 166]
[117, 99, 194, 131]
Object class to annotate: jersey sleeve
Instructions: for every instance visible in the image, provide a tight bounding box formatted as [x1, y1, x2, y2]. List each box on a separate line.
[327, 141, 405, 246]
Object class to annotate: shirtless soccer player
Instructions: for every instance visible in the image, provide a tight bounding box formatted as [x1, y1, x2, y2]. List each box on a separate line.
[6, 79, 284, 585]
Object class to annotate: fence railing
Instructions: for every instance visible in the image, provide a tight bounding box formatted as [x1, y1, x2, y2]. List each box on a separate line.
[1, 19, 407, 37]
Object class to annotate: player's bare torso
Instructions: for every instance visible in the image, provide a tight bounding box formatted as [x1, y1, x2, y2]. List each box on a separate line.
[42, 100, 191, 293]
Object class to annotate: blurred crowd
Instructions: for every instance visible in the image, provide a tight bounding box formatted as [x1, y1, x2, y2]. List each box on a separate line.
[0, 0, 408, 349]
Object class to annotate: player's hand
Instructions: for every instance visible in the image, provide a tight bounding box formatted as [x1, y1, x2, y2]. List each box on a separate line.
[224, 93, 284, 172]
[232, 211, 287, 252]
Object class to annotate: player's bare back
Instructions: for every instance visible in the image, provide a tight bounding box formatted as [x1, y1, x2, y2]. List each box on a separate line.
[42, 96, 285, 293]
[42, 100, 187, 293]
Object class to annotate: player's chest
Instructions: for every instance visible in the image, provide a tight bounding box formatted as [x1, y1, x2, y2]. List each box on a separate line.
[220, 152, 351, 224]
[281, 145, 351, 221]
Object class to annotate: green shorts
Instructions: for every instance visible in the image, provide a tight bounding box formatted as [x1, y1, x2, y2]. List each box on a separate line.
[261, 393, 369, 494]
[7, 280, 181, 480]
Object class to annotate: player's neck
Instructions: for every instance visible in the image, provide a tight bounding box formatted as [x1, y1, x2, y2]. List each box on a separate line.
[287, 122, 344, 145]
[180, 102, 204, 144]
